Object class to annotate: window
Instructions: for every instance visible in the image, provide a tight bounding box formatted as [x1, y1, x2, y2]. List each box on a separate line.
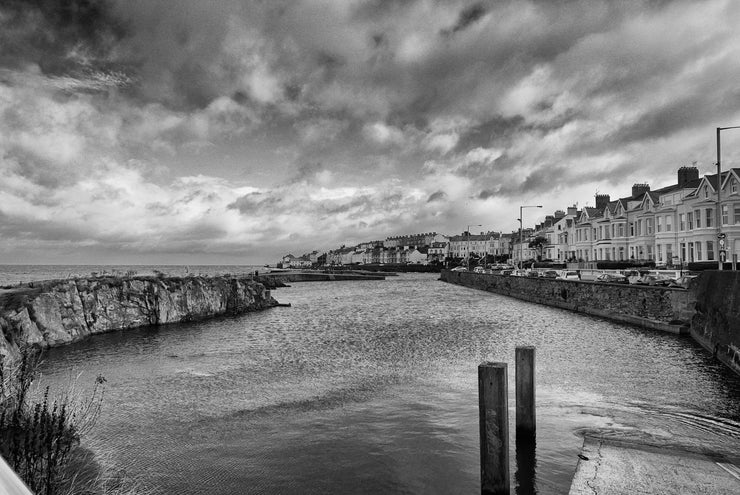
[687, 212, 693, 230]
[666, 244, 673, 262]
[689, 242, 694, 262]
[735, 204, 740, 224]
[704, 186, 709, 198]
[611, 224, 615, 238]
[733, 180, 738, 194]
[707, 241, 715, 261]
[657, 244, 662, 262]
[695, 210, 701, 229]
[666, 216, 672, 232]
[657, 217, 662, 233]
[637, 219, 643, 235]
[723, 205, 729, 224]
[647, 218, 653, 234]
[630, 223, 635, 236]
[696, 242, 702, 261]
[680, 242, 686, 262]
[618, 224, 624, 237]
[706, 208, 713, 228]
[679, 213, 685, 231]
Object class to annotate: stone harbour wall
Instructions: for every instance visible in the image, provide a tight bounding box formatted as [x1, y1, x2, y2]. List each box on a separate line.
[690, 271, 740, 377]
[0, 275, 278, 359]
[440, 270, 695, 333]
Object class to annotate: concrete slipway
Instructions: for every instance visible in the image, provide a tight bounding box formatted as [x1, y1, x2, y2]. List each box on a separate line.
[569, 437, 740, 494]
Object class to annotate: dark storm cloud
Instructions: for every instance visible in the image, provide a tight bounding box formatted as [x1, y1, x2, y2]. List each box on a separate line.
[228, 192, 283, 214]
[0, 0, 125, 74]
[442, 2, 487, 36]
[427, 190, 447, 202]
[454, 115, 525, 152]
[478, 189, 497, 200]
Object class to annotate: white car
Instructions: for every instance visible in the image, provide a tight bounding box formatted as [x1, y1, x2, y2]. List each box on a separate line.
[557, 271, 580, 280]
[450, 266, 467, 272]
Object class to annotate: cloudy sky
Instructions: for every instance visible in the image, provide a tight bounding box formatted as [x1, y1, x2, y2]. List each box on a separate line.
[2, 0, 740, 264]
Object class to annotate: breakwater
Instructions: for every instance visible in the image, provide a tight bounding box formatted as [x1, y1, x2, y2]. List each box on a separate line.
[0, 275, 277, 359]
[690, 271, 740, 376]
[440, 270, 694, 333]
[257, 270, 386, 287]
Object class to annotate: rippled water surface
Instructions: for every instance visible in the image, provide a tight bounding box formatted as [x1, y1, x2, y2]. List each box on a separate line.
[37, 273, 740, 494]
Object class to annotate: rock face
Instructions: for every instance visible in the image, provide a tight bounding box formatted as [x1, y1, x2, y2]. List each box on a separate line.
[0, 276, 277, 359]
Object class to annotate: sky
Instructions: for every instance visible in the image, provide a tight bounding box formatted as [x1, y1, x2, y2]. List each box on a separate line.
[2, 0, 740, 265]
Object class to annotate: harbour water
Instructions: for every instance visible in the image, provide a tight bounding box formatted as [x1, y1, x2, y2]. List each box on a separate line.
[32, 272, 740, 494]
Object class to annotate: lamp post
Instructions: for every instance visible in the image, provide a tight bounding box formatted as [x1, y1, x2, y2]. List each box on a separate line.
[519, 205, 542, 269]
[467, 223, 482, 271]
[716, 126, 740, 270]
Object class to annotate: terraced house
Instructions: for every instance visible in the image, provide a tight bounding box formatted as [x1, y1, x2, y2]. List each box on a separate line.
[536, 166, 740, 266]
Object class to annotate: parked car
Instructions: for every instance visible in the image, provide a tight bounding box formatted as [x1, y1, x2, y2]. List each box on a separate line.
[450, 266, 467, 272]
[638, 274, 674, 286]
[473, 266, 485, 273]
[596, 273, 628, 284]
[557, 271, 580, 280]
[540, 270, 559, 278]
[624, 270, 646, 284]
[669, 274, 698, 289]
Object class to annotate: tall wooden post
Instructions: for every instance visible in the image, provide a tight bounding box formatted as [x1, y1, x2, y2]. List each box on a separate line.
[515, 346, 536, 436]
[478, 362, 510, 495]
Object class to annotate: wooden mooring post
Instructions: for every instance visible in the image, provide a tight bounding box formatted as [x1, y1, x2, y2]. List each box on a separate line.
[515, 346, 536, 436]
[478, 362, 510, 495]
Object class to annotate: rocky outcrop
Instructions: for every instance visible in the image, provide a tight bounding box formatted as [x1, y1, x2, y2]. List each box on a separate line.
[0, 275, 278, 359]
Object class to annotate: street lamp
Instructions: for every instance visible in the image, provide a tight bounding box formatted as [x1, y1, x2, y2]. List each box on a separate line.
[467, 223, 482, 271]
[519, 205, 542, 269]
[716, 126, 740, 270]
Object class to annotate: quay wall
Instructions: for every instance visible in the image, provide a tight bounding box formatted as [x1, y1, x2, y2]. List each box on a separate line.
[440, 270, 694, 333]
[258, 271, 385, 287]
[0, 275, 277, 360]
[690, 271, 740, 376]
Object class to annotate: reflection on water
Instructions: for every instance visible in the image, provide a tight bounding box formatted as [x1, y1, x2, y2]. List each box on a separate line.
[37, 273, 740, 494]
[515, 433, 537, 495]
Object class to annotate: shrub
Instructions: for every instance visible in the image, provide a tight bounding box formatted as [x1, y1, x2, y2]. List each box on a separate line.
[0, 347, 108, 495]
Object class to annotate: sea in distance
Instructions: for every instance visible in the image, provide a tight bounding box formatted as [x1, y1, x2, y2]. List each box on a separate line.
[3, 266, 740, 494]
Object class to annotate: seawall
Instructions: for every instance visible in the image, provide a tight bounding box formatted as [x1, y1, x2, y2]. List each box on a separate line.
[690, 271, 740, 376]
[0, 275, 278, 359]
[440, 270, 694, 333]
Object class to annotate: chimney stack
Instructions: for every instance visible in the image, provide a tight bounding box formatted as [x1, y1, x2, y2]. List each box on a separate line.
[677, 166, 699, 188]
[631, 183, 651, 197]
[595, 194, 611, 210]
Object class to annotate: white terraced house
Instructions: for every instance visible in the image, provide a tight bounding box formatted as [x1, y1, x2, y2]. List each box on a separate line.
[531, 166, 740, 266]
